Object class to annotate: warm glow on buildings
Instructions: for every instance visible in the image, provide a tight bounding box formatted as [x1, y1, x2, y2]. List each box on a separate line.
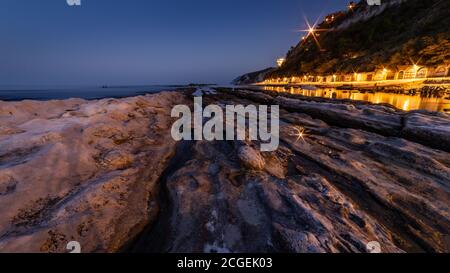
[261, 64, 450, 85]
[260, 5, 450, 87]
[262, 86, 450, 112]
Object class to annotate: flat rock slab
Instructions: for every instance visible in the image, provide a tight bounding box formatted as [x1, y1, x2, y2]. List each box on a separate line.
[0, 92, 186, 252]
[1, 88, 449, 253]
[131, 89, 449, 253]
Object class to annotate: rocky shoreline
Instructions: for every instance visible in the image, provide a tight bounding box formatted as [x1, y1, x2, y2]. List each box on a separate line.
[0, 88, 449, 253]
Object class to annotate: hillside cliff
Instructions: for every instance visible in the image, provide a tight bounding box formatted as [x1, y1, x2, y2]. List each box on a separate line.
[232, 67, 276, 85]
[238, 0, 449, 83]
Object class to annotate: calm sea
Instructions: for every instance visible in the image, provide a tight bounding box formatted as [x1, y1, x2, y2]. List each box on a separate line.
[0, 85, 184, 101]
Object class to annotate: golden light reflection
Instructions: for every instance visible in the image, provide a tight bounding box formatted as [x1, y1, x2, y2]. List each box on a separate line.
[402, 99, 410, 111]
[263, 86, 450, 113]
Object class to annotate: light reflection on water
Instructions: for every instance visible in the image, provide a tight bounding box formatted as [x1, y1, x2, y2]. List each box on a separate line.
[263, 86, 450, 113]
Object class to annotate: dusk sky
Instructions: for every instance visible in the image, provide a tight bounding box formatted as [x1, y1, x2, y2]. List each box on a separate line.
[0, 0, 350, 86]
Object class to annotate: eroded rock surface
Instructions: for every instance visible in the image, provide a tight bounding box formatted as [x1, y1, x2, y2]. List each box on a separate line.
[0, 92, 186, 252]
[1, 88, 449, 253]
[132, 89, 450, 253]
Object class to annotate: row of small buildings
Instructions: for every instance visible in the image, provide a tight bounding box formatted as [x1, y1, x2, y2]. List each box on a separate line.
[263, 64, 450, 84]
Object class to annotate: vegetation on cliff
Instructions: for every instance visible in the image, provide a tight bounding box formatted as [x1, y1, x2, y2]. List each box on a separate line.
[267, 0, 450, 78]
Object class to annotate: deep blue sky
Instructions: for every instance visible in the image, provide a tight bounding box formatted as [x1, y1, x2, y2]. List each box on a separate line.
[0, 0, 349, 85]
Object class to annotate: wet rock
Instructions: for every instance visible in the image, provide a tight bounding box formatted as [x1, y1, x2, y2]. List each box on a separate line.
[402, 112, 450, 152]
[129, 89, 449, 253]
[132, 139, 404, 253]
[275, 97, 403, 136]
[237, 146, 265, 171]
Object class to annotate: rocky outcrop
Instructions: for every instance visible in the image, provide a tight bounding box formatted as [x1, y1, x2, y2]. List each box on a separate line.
[222, 88, 450, 151]
[402, 112, 450, 151]
[0, 92, 188, 253]
[0, 88, 449, 253]
[131, 89, 449, 253]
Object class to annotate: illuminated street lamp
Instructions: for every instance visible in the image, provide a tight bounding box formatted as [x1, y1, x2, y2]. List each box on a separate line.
[277, 58, 286, 67]
[298, 17, 328, 50]
[348, 2, 356, 10]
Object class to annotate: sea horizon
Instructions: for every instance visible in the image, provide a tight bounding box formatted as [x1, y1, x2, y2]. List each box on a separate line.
[0, 84, 188, 101]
